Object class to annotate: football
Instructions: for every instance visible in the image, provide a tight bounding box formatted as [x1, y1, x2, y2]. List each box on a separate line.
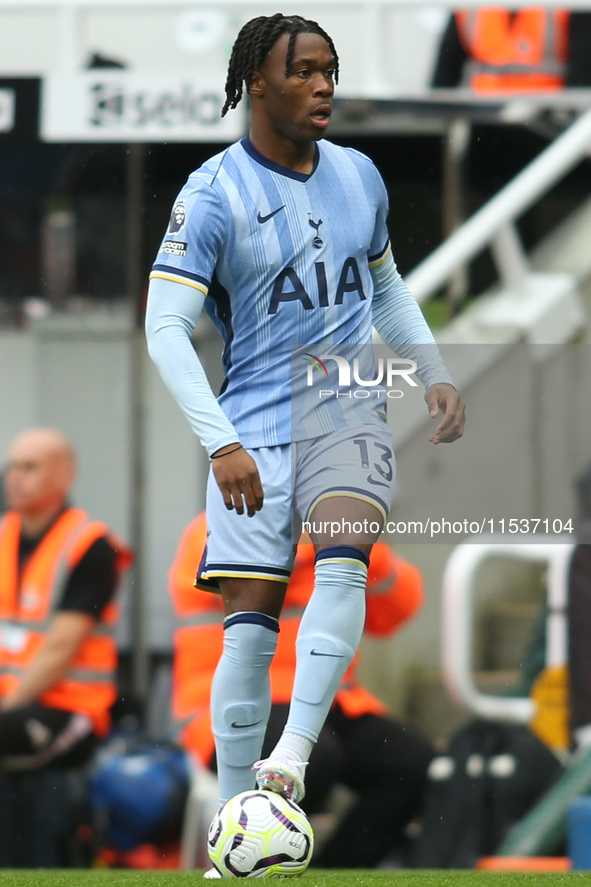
[207, 789, 314, 878]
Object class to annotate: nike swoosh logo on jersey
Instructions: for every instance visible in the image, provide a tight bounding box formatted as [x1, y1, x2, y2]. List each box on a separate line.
[257, 205, 286, 224]
[310, 649, 345, 658]
[231, 719, 263, 729]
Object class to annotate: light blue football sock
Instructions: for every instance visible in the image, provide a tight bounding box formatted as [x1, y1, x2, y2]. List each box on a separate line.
[284, 545, 369, 744]
[211, 612, 279, 804]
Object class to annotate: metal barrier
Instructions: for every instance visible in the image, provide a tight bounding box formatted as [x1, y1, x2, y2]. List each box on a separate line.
[441, 536, 575, 723]
[407, 106, 591, 304]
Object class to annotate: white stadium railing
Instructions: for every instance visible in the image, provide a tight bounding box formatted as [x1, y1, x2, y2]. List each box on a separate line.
[406, 105, 591, 304]
[441, 537, 575, 723]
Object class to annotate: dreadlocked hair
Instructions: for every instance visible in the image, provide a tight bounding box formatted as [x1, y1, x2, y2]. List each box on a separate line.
[221, 13, 339, 117]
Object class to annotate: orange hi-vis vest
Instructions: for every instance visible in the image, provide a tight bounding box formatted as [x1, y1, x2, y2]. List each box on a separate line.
[169, 513, 424, 766]
[0, 507, 133, 736]
[456, 8, 570, 92]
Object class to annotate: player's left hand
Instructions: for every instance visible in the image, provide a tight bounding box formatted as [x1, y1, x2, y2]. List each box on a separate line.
[425, 383, 465, 444]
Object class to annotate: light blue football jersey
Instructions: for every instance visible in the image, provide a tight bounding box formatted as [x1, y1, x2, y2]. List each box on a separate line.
[150, 136, 391, 448]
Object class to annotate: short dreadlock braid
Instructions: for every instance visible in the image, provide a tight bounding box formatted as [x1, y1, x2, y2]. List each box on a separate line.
[221, 13, 339, 117]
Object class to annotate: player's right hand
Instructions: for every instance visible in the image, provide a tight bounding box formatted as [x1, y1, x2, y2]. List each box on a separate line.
[211, 446, 264, 517]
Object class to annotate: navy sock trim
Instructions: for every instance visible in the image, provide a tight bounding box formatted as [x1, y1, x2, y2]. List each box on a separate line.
[224, 612, 280, 633]
[315, 545, 370, 569]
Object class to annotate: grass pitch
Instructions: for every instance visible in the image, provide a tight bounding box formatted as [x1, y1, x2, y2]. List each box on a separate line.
[0, 872, 587, 887]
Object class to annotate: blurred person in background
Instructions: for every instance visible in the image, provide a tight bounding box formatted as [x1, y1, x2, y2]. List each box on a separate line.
[0, 427, 132, 770]
[522, 464, 591, 753]
[485, 464, 591, 756]
[432, 7, 591, 91]
[169, 513, 435, 868]
[568, 464, 591, 750]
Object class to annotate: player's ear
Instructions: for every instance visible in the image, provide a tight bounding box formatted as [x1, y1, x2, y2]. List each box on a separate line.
[248, 69, 265, 97]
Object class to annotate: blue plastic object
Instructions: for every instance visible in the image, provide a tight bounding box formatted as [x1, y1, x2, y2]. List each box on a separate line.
[90, 743, 190, 850]
[567, 796, 591, 869]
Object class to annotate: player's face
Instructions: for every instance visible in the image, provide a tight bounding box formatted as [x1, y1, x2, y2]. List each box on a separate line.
[251, 32, 335, 144]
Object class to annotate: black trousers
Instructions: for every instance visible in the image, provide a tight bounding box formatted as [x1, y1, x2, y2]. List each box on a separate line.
[0, 702, 97, 769]
[0, 703, 97, 867]
[212, 701, 435, 868]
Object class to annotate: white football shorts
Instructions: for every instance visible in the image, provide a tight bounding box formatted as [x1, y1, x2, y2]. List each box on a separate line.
[198, 422, 395, 588]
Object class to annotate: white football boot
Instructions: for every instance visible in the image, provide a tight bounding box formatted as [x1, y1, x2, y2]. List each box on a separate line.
[253, 755, 307, 804]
